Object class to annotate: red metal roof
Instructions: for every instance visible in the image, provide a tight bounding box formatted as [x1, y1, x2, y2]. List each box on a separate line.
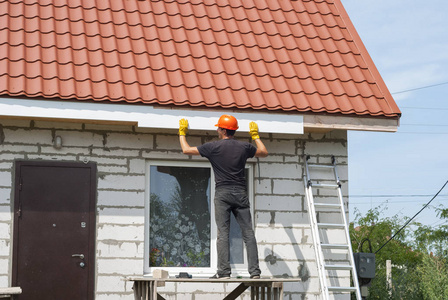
[0, 0, 401, 118]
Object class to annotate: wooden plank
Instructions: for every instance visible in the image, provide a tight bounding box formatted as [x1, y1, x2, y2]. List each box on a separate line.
[0, 287, 22, 295]
[223, 283, 248, 300]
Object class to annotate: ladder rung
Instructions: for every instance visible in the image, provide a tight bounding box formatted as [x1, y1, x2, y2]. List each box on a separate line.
[321, 244, 349, 250]
[324, 264, 353, 270]
[328, 286, 358, 292]
[307, 164, 334, 169]
[314, 203, 341, 209]
[317, 223, 345, 229]
[311, 183, 339, 189]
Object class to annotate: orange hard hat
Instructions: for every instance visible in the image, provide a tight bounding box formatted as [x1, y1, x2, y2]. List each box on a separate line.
[215, 114, 239, 130]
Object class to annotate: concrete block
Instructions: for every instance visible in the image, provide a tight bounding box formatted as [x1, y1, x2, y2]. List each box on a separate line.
[256, 195, 302, 212]
[3, 128, 52, 145]
[97, 165, 128, 174]
[0, 188, 11, 204]
[259, 163, 301, 180]
[0, 153, 26, 161]
[273, 244, 315, 261]
[97, 224, 144, 241]
[256, 227, 306, 245]
[263, 139, 297, 155]
[142, 150, 184, 160]
[98, 174, 146, 191]
[153, 269, 169, 279]
[0, 144, 39, 154]
[97, 258, 143, 275]
[97, 190, 145, 207]
[95, 275, 127, 292]
[55, 130, 105, 147]
[254, 179, 272, 194]
[104, 132, 153, 149]
[97, 241, 143, 259]
[97, 207, 145, 225]
[92, 148, 140, 158]
[91, 157, 128, 166]
[154, 135, 184, 151]
[304, 141, 347, 156]
[0, 240, 10, 256]
[0, 172, 11, 188]
[256, 211, 309, 227]
[272, 179, 304, 195]
[128, 159, 146, 174]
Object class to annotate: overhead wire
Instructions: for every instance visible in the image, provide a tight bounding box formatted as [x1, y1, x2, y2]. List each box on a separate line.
[391, 81, 448, 94]
[375, 180, 448, 254]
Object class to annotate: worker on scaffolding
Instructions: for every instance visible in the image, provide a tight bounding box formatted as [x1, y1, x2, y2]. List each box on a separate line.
[178, 114, 268, 279]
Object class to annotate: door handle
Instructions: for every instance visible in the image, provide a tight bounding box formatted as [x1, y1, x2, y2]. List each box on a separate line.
[72, 254, 85, 259]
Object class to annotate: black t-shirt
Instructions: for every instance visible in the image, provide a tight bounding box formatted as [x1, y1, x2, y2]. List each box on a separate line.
[198, 139, 257, 187]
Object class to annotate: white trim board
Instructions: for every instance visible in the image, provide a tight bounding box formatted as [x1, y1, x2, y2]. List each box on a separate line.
[0, 97, 304, 135]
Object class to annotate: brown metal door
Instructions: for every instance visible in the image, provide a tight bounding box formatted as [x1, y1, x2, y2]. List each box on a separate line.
[12, 161, 96, 300]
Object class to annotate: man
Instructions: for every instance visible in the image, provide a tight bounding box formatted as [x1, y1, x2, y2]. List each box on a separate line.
[178, 114, 268, 279]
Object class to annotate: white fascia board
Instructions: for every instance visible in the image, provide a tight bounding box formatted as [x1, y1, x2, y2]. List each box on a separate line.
[0, 97, 304, 134]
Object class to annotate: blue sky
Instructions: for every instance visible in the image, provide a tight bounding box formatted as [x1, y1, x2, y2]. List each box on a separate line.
[341, 0, 448, 227]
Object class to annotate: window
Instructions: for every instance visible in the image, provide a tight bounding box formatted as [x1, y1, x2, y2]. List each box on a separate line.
[144, 160, 253, 276]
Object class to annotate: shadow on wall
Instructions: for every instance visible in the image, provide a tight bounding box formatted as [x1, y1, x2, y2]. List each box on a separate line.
[263, 235, 311, 296]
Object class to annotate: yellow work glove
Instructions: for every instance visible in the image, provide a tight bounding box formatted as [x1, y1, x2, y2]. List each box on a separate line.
[249, 121, 260, 140]
[179, 119, 189, 136]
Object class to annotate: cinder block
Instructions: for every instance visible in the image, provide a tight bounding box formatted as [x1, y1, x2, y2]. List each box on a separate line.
[256, 195, 302, 212]
[95, 275, 127, 292]
[0, 188, 11, 204]
[256, 211, 308, 228]
[97, 207, 145, 225]
[97, 241, 143, 259]
[54, 130, 104, 147]
[263, 139, 297, 155]
[0, 171, 11, 187]
[3, 128, 52, 145]
[254, 179, 272, 194]
[259, 163, 301, 180]
[97, 190, 145, 207]
[105, 132, 153, 149]
[92, 148, 140, 158]
[97, 224, 144, 241]
[97, 174, 146, 190]
[0, 223, 10, 239]
[129, 159, 146, 174]
[305, 141, 347, 156]
[97, 258, 143, 275]
[272, 179, 304, 195]
[97, 165, 129, 174]
[155, 135, 184, 151]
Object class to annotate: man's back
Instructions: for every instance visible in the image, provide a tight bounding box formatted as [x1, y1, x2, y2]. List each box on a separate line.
[198, 139, 256, 187]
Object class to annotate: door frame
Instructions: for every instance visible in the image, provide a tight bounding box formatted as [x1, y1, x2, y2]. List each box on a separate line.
[11, 160, 97, 299]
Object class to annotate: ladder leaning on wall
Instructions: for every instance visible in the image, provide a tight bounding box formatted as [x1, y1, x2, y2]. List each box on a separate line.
[303, 155, 361, 300]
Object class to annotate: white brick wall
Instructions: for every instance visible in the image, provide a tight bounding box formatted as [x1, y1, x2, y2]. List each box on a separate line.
[0, 120, 349, 299]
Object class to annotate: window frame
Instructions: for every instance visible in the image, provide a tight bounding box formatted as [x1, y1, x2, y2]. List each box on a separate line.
[144, 159, 254, 277]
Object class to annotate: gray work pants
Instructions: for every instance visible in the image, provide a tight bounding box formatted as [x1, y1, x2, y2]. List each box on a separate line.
[214, 185, 261, 277]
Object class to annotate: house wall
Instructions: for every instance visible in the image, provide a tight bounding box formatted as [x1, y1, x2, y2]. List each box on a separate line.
[0, 119, 349, 300]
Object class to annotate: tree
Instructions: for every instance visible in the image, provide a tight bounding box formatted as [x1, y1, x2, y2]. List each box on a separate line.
[350, 203, 423, 299]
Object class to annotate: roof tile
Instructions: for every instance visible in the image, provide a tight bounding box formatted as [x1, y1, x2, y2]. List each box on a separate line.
[0, 0, 400, 118]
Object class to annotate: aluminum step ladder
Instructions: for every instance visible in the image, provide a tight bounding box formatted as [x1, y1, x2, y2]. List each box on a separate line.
[303, 155, 361, 300]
